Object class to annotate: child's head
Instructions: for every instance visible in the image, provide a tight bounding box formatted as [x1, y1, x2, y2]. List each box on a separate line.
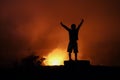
[71, 24, 76, 30]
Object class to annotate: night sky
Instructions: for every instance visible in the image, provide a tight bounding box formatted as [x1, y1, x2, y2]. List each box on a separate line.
[0, 0, 120, 67]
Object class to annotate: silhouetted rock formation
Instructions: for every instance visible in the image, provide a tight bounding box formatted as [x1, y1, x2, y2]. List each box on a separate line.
[64, 60, 90, 67]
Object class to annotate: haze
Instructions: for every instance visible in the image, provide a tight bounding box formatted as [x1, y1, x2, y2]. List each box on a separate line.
[0, 0, 120, 67]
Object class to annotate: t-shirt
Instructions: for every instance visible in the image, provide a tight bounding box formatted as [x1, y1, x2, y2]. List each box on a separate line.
[68, 29, 78, 42]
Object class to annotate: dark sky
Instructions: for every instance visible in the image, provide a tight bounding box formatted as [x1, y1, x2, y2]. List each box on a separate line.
[0, 0, 120, 67]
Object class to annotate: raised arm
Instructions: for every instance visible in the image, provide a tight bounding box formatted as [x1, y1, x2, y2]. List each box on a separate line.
[60, 22, 70, 31]
[77, 19, 84, 30]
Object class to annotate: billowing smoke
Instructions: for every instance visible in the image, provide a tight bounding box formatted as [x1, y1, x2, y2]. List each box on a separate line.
[0, 0, 120, 67]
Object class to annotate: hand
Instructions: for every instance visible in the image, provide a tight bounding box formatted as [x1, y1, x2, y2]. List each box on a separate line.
[81, 19, 84, 23]
[60, 22, 64, 26]
[77, 19, 84, 29]
[60, 22, 63, 25]
[79, 19, 84, 25]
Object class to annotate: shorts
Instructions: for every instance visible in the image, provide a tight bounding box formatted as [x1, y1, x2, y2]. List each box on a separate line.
[67, 41, 78, 53]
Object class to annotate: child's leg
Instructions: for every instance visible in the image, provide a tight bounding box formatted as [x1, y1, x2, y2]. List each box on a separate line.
[75, 53, 77, 61]
[69, 52, 72, 60]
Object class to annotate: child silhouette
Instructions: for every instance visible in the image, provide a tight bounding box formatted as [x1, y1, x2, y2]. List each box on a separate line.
[60, 19, 84, 61]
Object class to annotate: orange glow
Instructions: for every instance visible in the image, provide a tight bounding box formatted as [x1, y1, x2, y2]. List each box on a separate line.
[44, 48, 67, 66]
